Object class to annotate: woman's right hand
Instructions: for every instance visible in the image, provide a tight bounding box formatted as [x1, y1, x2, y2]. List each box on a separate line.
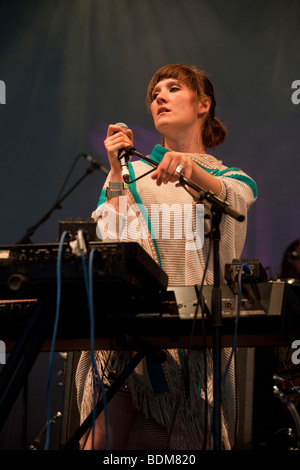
[104, 124, 133, 177]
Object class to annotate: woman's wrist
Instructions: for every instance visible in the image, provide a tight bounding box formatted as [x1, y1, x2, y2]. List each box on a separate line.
[108, 181, 127, 189]
[109, 168, 123, 182]
[106, 181, 127, 199]
[105, 180, 128, 199]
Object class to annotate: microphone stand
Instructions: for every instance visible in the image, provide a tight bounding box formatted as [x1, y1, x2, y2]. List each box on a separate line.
[127, 147, 244, 450]
[16, 162, 108, 245]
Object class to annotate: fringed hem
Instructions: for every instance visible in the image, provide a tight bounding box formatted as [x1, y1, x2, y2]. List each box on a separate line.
[76, 348, 233, 450]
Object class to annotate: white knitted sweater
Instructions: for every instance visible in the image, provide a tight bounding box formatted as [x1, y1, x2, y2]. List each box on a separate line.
[95, 150, 256, 285]
[76, 149, 257, 450]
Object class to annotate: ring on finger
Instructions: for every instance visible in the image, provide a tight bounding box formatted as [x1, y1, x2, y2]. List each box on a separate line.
[175, 165, 185, 176]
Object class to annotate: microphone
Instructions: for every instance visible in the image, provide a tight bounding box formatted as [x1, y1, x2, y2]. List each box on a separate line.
[115, 122, 130, 184]
[83, 154, 109, 175]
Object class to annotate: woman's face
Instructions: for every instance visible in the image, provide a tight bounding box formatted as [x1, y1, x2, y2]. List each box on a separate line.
[150, 78, 205, 136]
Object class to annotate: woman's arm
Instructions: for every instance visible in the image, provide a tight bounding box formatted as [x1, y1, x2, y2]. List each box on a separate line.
[103, 123, 134, 213]
[150, 151, 222, 197]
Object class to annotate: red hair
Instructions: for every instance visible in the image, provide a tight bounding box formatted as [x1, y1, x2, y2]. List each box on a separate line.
[146, 64, 227, 149]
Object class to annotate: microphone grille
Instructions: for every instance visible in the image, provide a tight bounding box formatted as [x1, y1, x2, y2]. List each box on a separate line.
[114, 122, 128, 131]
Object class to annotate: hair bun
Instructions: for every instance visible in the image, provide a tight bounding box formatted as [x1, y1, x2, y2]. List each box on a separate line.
[202, 117, 227, 149]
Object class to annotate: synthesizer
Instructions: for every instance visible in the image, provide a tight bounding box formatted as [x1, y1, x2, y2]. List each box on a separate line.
[0, 242, 299, 348]
[0, 241, 168, 299]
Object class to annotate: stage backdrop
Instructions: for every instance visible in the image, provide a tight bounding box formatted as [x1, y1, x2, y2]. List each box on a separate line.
[0, 0, 300, 449]
[1, 0, 300, 276]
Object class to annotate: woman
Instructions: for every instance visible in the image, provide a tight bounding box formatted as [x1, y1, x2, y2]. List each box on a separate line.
[76, 64, 257, 450]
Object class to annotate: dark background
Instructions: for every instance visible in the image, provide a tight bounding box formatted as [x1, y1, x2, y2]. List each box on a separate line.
[0, 0, 300, 450]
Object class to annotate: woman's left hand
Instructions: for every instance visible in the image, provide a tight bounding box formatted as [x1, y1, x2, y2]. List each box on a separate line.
[151, 152, 194, 186]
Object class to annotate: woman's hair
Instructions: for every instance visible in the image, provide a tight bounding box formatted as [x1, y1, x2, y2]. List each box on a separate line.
[146, 64, 227, 149]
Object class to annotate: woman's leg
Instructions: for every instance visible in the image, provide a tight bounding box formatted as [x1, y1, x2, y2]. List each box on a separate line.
[83, 391, 137, 450]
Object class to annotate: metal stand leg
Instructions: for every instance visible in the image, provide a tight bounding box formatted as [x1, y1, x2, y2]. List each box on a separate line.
[0, 301, 52, 431]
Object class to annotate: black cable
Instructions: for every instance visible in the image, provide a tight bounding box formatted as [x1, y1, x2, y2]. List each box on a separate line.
[127, 167, 157, 184]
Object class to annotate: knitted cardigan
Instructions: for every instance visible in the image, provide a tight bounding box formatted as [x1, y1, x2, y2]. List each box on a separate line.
[76, 145, 257, 450]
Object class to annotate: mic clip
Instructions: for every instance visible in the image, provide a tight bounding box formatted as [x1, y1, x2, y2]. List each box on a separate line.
[118, 146, 135, 161]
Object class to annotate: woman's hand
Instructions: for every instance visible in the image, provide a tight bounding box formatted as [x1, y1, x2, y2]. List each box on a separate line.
[151, 152, 193, 186]
[104, 124, 134, 177]
[151, 151, 222, 196]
